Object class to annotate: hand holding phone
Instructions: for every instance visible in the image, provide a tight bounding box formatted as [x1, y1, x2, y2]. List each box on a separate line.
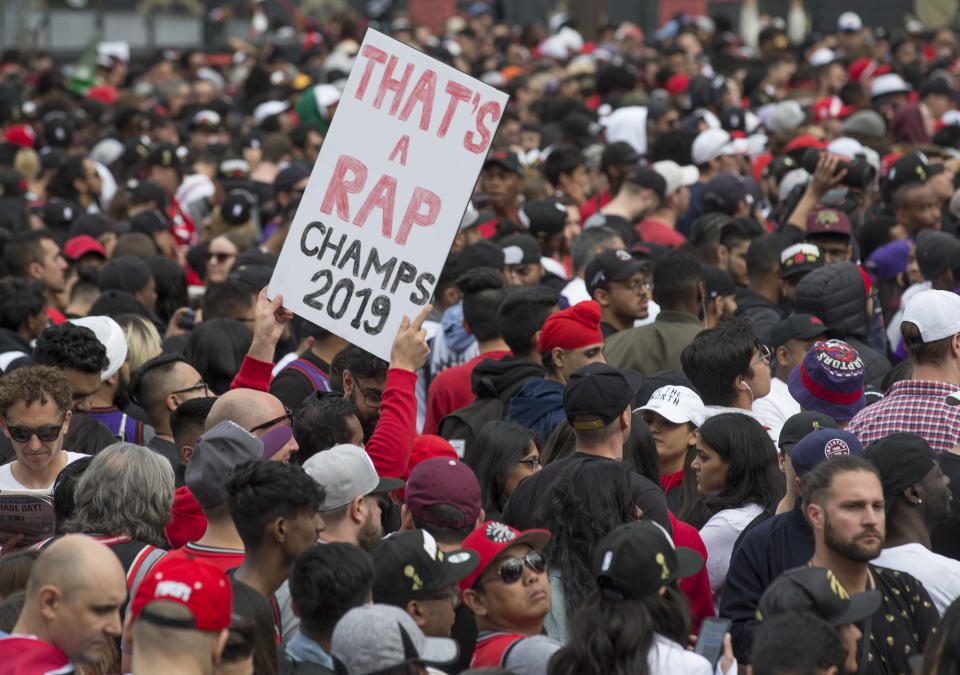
[694, 617, 732, 669]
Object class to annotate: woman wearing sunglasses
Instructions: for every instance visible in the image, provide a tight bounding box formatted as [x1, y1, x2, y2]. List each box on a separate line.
[458, 521, 562, 670]
[470, 421, 541, 521]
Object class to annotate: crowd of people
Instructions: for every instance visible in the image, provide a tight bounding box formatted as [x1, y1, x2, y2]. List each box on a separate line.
[2, 2, 960, 674]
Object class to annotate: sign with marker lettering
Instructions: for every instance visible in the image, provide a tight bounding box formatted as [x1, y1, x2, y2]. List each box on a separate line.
[269, 29, 509, 360]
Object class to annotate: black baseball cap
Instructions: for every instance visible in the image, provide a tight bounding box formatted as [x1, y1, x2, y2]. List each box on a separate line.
[701, 173, 749, 216]
[563, 362, 643, 429]
[626, 166, 666, 200]
[886, 151, 930, 195]
[372, 530, 480, 606]
[459, 240, 505, 270]
[585, 249, 645, 296]
[601, 141, 640, 171]
[147, 142, 188, 169]
[221, 191, 254, 226]
[594, 521, 704, 599]
[483, 150, 524, 176]
[915, 230, 960, 281]
[129, 209, 169, 235]
[42, 198, 82, 231]
[520, 199, 567, 241]
[758, 567, 881, 626]
[770, 314, 827, 350]
[778, 411, 838, 453]
[702, 265, 736, 300]
[274, 162, 311, 193]
[780, 243, 824, 279]
[126, 179, 169, 211]
[499, 233, 540, 265]
[863, 433, 938, 513]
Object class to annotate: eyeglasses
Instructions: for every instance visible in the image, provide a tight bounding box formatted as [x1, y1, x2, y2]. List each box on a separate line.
[206, 252, 236, 264]
[620, 279, 653, 293]
[249, 408, 292, 433]
[170, 382, 209, 396]
[517, 456, 541, 470]
[753, 344, 773, 365]
[357, 385, 383, 409]
[476, 550, 546, 587]
[424, 588, 462, 608]
[6, 421, 64, 443]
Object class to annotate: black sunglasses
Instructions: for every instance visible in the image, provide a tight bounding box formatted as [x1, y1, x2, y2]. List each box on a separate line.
[249, 408, 292, 433]
[476, 550, 546, 587]
[6, 422, 63, 443]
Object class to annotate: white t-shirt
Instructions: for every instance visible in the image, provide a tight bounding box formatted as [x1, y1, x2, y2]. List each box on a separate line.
[874, 543, 960, 615]
[0, 452, 88, 492]
[647, 633, 736, 675]
[752, 378, 800, 449]
[700, 503, 764, 614]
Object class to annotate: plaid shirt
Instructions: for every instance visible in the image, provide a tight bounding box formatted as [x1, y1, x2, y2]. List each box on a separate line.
[847, 379, 960, 453]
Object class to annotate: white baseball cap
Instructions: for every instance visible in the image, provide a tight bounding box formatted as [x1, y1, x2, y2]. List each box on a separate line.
[691, 128, 747, 165]
[837, 12, 862, 32]
[69, 315, 128, 381]
[636, 386, 705, 426]
[652, 160, 699, 196]
[870, 73, 911, 99]
[901, 289, 960, 343]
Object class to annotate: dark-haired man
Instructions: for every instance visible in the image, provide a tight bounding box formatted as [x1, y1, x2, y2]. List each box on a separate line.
[585, 249, 650, 337]
[734, 234, 788, 346]
[4, 230, 69, 316]
[270, 318, 347, 414]
[32, 322, 108, 414]
[281, 543, 374, 674]
[605, 250, 705, 376]
[0, 279, 47, 372]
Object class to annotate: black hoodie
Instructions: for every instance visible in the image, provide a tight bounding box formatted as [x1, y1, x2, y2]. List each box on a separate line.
[469, 354, 546, 400]
[0, 328, 31, 373]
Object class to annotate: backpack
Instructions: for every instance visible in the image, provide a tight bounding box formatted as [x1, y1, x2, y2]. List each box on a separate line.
[437, 378, 528, 462]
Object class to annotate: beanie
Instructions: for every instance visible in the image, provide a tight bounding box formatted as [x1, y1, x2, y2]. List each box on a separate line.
[537, 300, 603, 352]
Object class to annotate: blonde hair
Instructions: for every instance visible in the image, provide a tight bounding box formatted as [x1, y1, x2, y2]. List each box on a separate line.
[116, 314, 162, 372]
[14, 148, 40, 182]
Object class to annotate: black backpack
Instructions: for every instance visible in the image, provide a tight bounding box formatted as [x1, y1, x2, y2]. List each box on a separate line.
[437, 379, 528, 463]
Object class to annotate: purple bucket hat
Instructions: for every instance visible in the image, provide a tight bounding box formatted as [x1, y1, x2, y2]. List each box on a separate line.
[787, 339, 866, 422]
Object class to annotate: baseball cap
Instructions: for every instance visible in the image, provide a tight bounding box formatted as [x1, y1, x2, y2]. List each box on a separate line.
[866, 239, 910, 282]
[146, 142, 188, 169]
[787, 339, 866, 422]
[332, 604, 459, 673]
[131, 556, 232, 632]
[702, 265, 736, 300]
[63, 235, 106, 261]
[405, 457, 482, 529]
[221, 191, 254, 226]
[863, 433, 938, 512]
[805, 209, 852, 237]
[499, 233, 541, 265]
[887, 151, 931, 194]
[274, 162, 310, 193]
[538, 300, 603, 352]
[692, 128, 747, 165]
[186, 421, 264, 509]
[126, 180, 169, 211]
[780, 243, 824, 279]
[100, 256, 152, 295]
[789, 428, 864, 477]
[871, 73, 912, 99]
[458, 521, 550, 591]
[837, 11, 863, 32]
[601, 141, 640, 170]
[901, 289, 960, 343]
[770, 314, 826, 350]
[585, 248, 645, 296]
[766, 100, 806, 133]
[483, 150, 524, 176]
[840, 109, 887, 141]
[635, 385, 705, 426]
[594, 521, 704, 599]
[758, 567, 880, 626]
[129, 209, 169, 235]
[302, 444, 404, 511]
[69, 316, 127, 381]
[372, 529, 480, 606]
[652, 160, 699, 196]
[519, 199, 567, 241]
[701, 173, 749, 216]
[915, 230, 960, 281]
[43, 198, 81, 230]
[563, 362, 644, 430]
[778, 411, 839, 454]
[626, 166, 667, 199]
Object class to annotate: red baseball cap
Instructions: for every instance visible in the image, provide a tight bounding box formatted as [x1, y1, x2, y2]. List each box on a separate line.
[783, 134, 827, 155]
[458, 521, 551, 591]
[666, 72, 690, 95]
[63, 235, 106, 261]
[131, 556, 232, 632]
[4, 124, 36, 148]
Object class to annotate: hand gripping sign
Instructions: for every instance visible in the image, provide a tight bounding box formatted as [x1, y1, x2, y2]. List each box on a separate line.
[269, 29, 509, 360]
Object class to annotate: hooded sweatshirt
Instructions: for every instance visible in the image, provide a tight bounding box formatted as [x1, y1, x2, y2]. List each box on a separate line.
[506, 378, 566, 438]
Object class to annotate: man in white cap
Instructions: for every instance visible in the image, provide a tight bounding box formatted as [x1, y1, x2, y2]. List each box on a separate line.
[836, 12, 865, 58]
[636, 160, 700, 247]
[679, 128, 746, 234]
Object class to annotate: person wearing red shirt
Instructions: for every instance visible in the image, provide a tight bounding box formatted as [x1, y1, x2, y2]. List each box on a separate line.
[425, 268, 510, 434]
[475, 151, 525, 239]
[635, 161, 700, 247]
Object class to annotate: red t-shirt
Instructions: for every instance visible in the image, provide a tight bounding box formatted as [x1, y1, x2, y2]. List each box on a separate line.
[161, 541, 245, 574]
[579, 189, 611, 222]
[423, 350, 511, 435]
[0, 635, 73, 674]
[634, 218, 687, 247]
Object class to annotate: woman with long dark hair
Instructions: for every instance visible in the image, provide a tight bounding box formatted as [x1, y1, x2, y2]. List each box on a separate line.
[548, 521, 735, 675]
[539, 458, 638, 642]
[921, 595, 960, 675]
[679, 413, 784, 613]
[470, 420, 541, 520]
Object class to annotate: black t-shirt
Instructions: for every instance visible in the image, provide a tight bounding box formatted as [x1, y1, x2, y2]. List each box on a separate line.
[269, 350, 331, 414]
[858, 565, 940, 675]
[500, 452, 671, 535]
[932, 452, 960, 561]
[229, 571, 280, 675]
[147, 436, 179, 470]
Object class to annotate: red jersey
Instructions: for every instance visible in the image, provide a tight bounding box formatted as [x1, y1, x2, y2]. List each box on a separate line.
[161, 541, 245, 574]
[471, 632, 526, 669]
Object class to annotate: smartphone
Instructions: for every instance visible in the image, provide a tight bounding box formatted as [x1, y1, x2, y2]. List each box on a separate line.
[694, 617, 730, 668]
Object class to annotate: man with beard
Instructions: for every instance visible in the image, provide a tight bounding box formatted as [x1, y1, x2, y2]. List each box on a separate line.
[802, 455, 939, 673]
[303, 444, 404, 551]
[865, 433, 960, 615]
[702, 265, 737, 329]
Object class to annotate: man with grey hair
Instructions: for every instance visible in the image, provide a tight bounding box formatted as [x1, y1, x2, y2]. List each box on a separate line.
[36, 442, 174, 589]
[560, 225, 625, 306]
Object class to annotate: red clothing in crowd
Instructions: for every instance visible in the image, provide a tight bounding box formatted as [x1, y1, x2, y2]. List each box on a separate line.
[161, 541, 245, 574]
[423, 350, 511, 435]
[164, 485, 207, 548]
[579, 189, 611, 222]
[0, 636, 73, 674]
[634, 218, 687, 247]
[670, 510, 716, 632]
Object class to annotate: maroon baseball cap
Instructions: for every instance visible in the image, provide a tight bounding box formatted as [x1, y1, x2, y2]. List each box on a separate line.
[806, 208, 852, 237]
[405, 457, 481, 529]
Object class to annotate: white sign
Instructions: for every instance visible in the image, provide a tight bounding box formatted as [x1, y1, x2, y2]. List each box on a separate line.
[269, 29, 509, 360]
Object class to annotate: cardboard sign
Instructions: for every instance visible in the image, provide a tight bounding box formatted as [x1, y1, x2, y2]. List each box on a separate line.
[269, 29, 509, 360]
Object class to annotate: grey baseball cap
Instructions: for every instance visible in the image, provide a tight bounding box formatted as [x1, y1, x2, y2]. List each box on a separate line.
[331, 604, 458, 673]
[302, 444, 404, 511]
[186, 421, 263, 509]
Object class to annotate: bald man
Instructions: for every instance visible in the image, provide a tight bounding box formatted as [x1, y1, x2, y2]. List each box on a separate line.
[206, 388, 299, 462]
[0, 534, 127, 671]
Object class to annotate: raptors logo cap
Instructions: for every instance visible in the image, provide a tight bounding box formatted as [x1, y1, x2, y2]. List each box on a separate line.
[458, 521, 550, 591]
[788, 428, 864, 477]
[787, 339, 865, 422]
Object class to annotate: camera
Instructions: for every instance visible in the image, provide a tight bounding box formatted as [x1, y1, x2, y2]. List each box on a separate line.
[801, 148, 876, 190]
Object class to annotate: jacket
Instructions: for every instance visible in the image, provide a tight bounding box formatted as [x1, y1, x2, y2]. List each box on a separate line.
[505, 378, 566, 439]
[470, 355, 545, 400]
[603, 311, 704, 377]
[0, 328, 30, 373]
[718, 500, 814, 662]
[793, 261, 891, 387]
[734, 288, 786, 346]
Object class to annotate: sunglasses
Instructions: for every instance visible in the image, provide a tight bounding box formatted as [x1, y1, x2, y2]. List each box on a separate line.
[476, 550, 546, 587]
[6, 422, 63, 443]
[206, 252, 235, 264]
[249, 408, 292, 433]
